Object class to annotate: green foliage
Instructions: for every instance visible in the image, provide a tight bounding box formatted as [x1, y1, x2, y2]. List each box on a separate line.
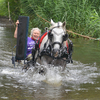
[20, 0, 100, 38]
[8, 0, 20, 21]
[0, 0, 100, 38]
[0, 0, 8, 16]
[89, 9, 100, 37]
[0, 0, 20, 21]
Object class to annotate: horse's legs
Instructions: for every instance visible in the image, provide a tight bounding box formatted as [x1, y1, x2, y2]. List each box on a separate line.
[62, 62, 66, 71]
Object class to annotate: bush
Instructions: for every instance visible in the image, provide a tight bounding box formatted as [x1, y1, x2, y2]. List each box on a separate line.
[0, 0, 8, 17]
[20, 0, 100, 38]
[1, 0, 100, 38]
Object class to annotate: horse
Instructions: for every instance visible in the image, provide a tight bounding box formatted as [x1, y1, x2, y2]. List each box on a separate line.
[30, 19, 73, 73]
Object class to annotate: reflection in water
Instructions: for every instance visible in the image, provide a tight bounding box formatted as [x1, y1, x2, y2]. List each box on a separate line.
[0, 20, 100, 100]
[72, 38, 100, 66]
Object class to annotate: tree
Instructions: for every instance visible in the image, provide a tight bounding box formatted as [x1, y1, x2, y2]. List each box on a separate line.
[7, 0, 20, 21]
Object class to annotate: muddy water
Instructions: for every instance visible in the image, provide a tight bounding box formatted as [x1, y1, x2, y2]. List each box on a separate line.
[0, 18, 100, 100]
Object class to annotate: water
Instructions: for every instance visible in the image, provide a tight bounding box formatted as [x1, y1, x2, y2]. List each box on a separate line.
[0, 18, 100, 100]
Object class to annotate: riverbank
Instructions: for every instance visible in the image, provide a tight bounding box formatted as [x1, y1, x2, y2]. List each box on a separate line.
[0, 17, 14, 27]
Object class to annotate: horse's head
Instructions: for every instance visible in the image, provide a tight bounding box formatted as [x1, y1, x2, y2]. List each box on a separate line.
[47, 19, 68, 57]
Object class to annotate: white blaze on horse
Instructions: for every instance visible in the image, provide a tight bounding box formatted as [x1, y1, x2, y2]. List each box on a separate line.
[31, 19, 73, 73]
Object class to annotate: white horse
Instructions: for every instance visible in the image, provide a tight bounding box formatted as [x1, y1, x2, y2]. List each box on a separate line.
[31, 19, 73, 73]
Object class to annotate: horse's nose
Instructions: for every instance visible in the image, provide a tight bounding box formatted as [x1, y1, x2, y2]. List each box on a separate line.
[53, 43, 61, 50]
[52, 49, 60, 57]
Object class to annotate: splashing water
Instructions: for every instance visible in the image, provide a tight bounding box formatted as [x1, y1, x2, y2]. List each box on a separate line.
[0, 60, 99, 88]
[44, 67, 62, 85]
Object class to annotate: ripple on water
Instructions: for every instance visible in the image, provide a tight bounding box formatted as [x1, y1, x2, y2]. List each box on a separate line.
[1, 97, 8, 99]
[0, 83, 4, 87]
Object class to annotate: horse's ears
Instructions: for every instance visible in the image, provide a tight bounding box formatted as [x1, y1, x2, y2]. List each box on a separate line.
[62, 21, 66, 27]
[51, 19, 55, 25]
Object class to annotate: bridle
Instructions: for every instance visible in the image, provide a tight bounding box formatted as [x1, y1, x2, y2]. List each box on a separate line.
[37, 26, 69, 59]
[48, 26, 68, 49]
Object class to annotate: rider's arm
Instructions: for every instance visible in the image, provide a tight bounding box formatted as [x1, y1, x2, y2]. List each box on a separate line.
[14, 20, 19, 38]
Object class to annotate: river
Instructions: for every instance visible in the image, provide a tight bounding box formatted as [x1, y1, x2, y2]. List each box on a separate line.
[0, 18, 100, 100]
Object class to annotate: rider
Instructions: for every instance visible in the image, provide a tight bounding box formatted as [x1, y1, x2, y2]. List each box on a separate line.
[14, 20, 41, 60]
